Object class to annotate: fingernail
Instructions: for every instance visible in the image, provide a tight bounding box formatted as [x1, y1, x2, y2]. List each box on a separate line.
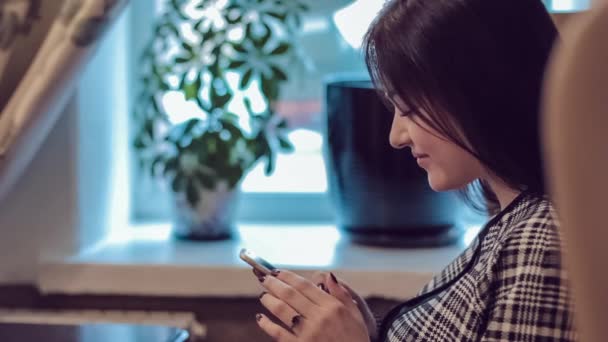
[330, 272, 338, 284]
[291, 314, 301, 328]
[259, 292, 267, 300]
[317, 283, 329, 293]
[256, 313, 263, 322]
[258, 275, 266, 283]
[271, 269, 281, 277]
[252, 269, 265, 282]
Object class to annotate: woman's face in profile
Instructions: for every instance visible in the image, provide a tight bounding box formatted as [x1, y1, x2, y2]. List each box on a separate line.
[387, 95, 485, 191]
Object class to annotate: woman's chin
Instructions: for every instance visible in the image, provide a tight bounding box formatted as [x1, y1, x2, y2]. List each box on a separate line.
[427, 173, 462, 192]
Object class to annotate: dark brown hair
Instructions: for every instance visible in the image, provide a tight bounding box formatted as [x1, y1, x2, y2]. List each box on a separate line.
[363, 0, 559, 214]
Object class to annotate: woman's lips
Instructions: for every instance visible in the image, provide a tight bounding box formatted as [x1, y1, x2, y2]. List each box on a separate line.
[415, 155, 430, 167]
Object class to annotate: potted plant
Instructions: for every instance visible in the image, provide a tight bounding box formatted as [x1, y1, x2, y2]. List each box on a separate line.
[132, 0, 308, 240]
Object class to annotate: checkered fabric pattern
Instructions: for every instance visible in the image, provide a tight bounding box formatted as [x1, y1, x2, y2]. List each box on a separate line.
[382, 192, 577, 341]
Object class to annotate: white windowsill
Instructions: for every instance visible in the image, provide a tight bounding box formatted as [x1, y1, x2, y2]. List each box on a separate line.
[38, 223, 479, 300]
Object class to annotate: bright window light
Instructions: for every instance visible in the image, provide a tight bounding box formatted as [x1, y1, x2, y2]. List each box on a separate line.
[240, 129, 327, 193]
[333, 0, 384, 49]
[302, 17, 330, 34]
[162, 90, 208, 125]
[238, 224, 341, 268]
[552, 0, 589, 11]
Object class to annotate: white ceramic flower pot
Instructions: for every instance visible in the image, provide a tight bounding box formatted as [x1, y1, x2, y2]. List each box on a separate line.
[170, 182, 241, 241]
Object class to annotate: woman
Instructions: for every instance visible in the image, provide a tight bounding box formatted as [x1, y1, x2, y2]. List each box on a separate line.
[251, 0, 577, 340]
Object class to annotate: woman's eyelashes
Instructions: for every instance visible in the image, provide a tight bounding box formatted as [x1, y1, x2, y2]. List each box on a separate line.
[387, 100, 412, 117]
[401, 109, 415, 117]
[396, 107, 415, 117]
[384, 94, 416, 117]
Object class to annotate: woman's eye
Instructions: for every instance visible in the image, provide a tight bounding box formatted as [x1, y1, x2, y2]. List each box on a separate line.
[398, 109, 414, 117]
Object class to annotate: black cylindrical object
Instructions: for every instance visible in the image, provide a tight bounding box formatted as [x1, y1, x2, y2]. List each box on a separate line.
[323, 79, 463, 247]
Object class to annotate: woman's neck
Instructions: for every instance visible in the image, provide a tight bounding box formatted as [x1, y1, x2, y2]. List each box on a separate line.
[485, 177, 521, 210]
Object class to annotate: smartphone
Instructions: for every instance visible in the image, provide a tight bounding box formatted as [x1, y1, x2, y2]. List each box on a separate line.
[239, 248, 278, 276]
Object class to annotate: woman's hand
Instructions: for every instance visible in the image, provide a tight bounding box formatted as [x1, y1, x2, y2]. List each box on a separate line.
[254, 269, 370, 342]
[311, 272, 378, 341]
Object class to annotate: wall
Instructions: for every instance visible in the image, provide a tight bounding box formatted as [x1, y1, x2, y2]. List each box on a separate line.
[0, 2, 131, 284]
[77, 2, 131, 247]
[0, 98, 79, 284]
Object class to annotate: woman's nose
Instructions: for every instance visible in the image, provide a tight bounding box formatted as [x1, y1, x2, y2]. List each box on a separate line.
[389, 116, 412, 149]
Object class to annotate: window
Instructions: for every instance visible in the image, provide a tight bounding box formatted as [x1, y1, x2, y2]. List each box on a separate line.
[547, 0, 590, 12]
[130, 0, 373, 223]
[129, 0, 590, 225]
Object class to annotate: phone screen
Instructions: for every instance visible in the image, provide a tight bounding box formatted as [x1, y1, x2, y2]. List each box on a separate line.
[239, 248, 277, 275]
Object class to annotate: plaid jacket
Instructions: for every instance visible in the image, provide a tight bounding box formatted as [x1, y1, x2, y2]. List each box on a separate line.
[380, 192, 577, 341]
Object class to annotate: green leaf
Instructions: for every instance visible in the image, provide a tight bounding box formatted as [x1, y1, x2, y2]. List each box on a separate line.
[232, 44, 248, 54]
[151, 155, 166, 177]
[293, 13, 302, 29]
[270, 43, 290, 55]
[170, 0, 190, 20]
[245, 23, 253, 39]
[252, 132, 271, 159]
[195, 171, 215, 190]
[243, 97, 254, 115]
[195, 96, 211, 113]
[240, 69, 254, 89]
[171, 173, 186, 192]
[186, 180, 200, 205]
[260, 22, 272, 47]
[270, 65, 288, 81]
[251, 23, 271, 49]
[181, 41, 193, 54]
[267, 12, 287, 21]
[277, 135, 294, 152]
[261, 74, 279, 100]
[194, 19, 204, 32]
[226, 166, 244, 188]
[277, 118, 289, 129]
[144, 120, 155, 140]
[227, 60, 247, 69]
[297, 2, 310, 11]
[133, 136, 146, 149]
[201, 28, 216, 41]
[150, 95, 162, 114]
[175, 56, 191, 64]
[209, 62, 221, 77]
[210, 80, 233, 109]
[226, 13, 243, 25]
[182, 74, 201, 100]
[222, 112, 240, 122]
[159, 82, 170, 91]
[265, 153, 275, 175]
[163, 158, 179, 177]
[219, 119, 245, 141]
[181, 118, 200, 136]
